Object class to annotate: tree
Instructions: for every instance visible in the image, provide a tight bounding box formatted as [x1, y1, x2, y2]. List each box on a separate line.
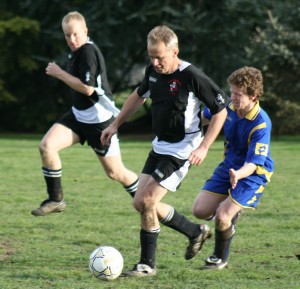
[247, 4, 300, 134]
[0, 15, 39, 103]
[0, 0, 299, 134]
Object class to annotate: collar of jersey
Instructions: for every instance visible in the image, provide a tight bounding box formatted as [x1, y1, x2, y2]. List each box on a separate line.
[228, 101, 260, 120]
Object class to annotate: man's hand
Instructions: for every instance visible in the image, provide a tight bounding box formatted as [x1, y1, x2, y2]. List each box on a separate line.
[45, 62, 63, 78]
[45, 62, 94, 96]
[188, 146, 208, 166]
[229, 168, 239, 189]
[229, 163, 256, 189]
[101, 125, 118, 147]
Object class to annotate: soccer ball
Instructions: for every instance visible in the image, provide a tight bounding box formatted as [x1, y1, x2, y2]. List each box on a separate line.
[89, 246, 123, 281]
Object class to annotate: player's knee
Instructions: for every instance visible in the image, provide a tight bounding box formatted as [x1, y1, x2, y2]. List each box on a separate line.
[193, 210, 213, 220]
[133, 196, 154, 214]
[102, 165, 123, 181]
[192, 203, 211, 219]
[215, 208, 232, 230]
[192, 205, 201, 218]
[39, 141, 44, 153]
[132, 199, 140, 212]
[39, 141, 50, 156]
[104, 170, 116, 180]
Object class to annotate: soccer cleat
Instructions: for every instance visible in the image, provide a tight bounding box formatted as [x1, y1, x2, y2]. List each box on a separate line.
[124, 263, 157, 277]
[185, 224, 212, 260]
[203, 255, 228, 270]
[31, 199, 66, 216]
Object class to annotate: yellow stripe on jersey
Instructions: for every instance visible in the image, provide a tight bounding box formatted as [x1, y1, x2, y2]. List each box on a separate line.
[247, 122, 267, 146]
[256, 165, 273, 182]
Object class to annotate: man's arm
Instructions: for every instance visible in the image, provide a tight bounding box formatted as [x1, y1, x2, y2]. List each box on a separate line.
[201, 110, 210, 126]
[101, 89, 146, 146]
[46, 62, 94, 96]
[189, 108, 227, 165]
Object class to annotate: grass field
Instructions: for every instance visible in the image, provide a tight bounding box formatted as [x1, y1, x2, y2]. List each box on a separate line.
[0, 134, 299, 289]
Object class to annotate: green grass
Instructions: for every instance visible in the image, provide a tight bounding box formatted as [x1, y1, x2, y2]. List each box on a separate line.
[0, 134, 299, 289]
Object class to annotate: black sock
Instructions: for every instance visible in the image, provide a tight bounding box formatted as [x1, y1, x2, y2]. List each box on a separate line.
[124, 178, 139, 198]
[213, 225, 235, 262]
[139, 228, 159, 268]
[160, 207, 200, 239]
[42, 167, 63, 202]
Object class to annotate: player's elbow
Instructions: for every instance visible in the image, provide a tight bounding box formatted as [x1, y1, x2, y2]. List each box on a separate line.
[85, 86, 95, 96]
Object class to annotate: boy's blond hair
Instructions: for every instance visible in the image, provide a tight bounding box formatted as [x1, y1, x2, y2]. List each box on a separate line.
[62, 11, 86, 27]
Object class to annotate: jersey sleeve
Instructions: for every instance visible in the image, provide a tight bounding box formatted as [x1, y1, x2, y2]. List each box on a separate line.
[190, 67, 228, 115]
[246, 123, 271, 166]
[77, 45, 100, 87]
[137, 64, 152, 98]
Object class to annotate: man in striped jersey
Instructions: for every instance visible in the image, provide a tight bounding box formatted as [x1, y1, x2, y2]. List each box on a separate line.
[101, 25, 227, 276]
[31, 11, 139, 216]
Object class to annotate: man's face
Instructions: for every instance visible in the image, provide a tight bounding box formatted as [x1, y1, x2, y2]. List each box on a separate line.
[147, 42, 178, 74]
[62, 19, 88, 51]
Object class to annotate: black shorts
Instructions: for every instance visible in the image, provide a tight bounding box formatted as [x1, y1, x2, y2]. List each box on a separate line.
[56, 110, 115, 156]
[142, 150, 191, 192]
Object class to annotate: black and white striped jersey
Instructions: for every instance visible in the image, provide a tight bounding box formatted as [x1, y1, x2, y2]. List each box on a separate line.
[137, 61, 226, 144]
[67, 39, 119, 124]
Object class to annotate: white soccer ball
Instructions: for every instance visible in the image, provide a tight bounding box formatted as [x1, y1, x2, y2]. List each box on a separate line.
[89, 246, 123, 281]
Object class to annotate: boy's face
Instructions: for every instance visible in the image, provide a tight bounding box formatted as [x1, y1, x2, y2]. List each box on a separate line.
[230, 85, 256, 111]
[63, 19, 88, 51]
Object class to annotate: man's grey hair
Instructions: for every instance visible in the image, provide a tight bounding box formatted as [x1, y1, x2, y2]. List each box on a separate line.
[147, 25, 179, 50]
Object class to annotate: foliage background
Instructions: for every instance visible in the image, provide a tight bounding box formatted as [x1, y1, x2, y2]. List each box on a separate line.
[0, 0, 299, 134]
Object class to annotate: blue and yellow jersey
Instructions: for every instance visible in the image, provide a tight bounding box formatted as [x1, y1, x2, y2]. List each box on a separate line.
[204, 102, 274, 185]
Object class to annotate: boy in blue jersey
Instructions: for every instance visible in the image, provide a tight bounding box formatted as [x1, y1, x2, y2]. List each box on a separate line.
[192, 66, 274, 270]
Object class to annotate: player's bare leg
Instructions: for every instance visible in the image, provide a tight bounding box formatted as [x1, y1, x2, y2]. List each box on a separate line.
[98, 154, 139, 197]
[125, 175, 211, 277]
[192, 191, 227, 220]
[31, 124, 79, 216]
[204, 198, 241, 270]
[125, 175, 165, 277]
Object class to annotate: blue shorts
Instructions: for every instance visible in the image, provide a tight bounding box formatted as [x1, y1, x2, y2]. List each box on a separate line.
[202, 171, 267, 209]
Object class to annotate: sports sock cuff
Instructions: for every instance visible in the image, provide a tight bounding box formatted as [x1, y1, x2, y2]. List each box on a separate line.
[42, 167, 62, 177]
[141, 227, 160, 234]
[160, 208, 199, 239]
[159, 206, 175, 223]
[124, 178, 139, 194]
[215, 225, 235, 240]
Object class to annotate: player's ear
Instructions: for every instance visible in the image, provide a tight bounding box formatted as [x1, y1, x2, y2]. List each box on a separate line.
[173, 47, 179, 57]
